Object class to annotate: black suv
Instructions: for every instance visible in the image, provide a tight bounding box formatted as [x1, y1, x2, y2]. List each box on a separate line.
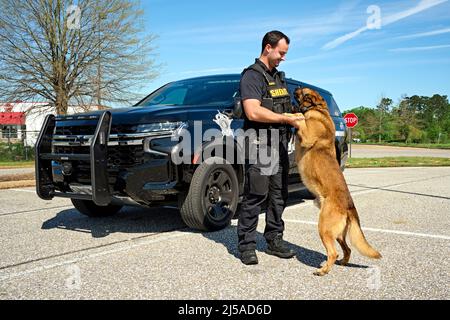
[36, 74, 348, 231]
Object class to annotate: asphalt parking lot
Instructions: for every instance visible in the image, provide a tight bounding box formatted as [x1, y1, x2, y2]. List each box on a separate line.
[350, 144, 450, 158]
[0, 166, 449, 300]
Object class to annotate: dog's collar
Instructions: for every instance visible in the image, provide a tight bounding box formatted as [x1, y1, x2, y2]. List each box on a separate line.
[300, 106, 329, 115]
[300, 105, 314, 113]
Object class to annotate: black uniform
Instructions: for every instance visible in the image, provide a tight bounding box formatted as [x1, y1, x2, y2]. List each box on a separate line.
[237, 59, 292, 253]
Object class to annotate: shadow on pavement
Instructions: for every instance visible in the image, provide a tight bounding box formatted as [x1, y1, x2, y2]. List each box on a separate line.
[41, 205, 186, 238]
[202, 224, 369, 269]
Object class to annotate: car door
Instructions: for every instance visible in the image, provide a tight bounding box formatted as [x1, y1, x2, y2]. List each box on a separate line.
[286, 81, 300, 173]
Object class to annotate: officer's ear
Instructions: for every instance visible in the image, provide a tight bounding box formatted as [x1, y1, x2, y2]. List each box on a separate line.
[263, 44, 272, 55]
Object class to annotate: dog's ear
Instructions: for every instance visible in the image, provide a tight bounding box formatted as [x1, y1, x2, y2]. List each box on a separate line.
[294, 88, 303, 100]
[294, 89, 304, 104]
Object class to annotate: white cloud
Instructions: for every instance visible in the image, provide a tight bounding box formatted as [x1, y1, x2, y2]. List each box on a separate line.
[396, 27, 450, 39]
[322, 26, 368, 50]
[382, 0, 448, 26]
[389, 44, 450, 52]
[322, 0, 449, 50]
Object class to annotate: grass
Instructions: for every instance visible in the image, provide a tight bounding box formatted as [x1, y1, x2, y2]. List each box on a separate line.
[0, 161, 35, 169]
[346, 157, 450, 168]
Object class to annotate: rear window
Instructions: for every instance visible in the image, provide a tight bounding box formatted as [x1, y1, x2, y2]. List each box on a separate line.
[322, 94, 342, 117]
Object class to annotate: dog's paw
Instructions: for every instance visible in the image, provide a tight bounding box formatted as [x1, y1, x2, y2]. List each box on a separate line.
[336, 259, 349, 266]
[313, 270, 327, 276]
[283, 112, 304, 118]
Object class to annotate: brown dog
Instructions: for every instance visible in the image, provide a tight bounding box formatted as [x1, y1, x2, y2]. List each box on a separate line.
[286, 87, 381, 276]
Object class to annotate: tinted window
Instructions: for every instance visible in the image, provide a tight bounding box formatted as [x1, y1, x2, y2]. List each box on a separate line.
[287, 82, 299, 107]
[322, 94, 342, 117]
[287, 81, 342, 117]
[137, 78, 240, 107]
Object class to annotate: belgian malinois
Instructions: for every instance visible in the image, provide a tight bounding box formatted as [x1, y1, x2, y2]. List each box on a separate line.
[285, 87, 381, 276]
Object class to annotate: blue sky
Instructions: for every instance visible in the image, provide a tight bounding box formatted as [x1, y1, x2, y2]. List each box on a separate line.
[140, 0, 450, 111]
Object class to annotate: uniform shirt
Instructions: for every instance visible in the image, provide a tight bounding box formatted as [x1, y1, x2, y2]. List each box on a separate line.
[240, 59, 278, 103]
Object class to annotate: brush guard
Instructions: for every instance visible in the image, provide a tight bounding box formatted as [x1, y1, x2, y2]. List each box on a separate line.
[35, 111, 112, 206]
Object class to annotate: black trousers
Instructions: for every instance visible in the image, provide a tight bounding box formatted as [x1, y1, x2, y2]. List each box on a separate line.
[237, 132, 289, 252]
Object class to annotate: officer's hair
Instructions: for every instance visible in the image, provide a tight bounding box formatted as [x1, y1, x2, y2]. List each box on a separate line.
[261, 31, 290, 54]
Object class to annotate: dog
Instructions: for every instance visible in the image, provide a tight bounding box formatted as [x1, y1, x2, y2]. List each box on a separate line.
[285, 87, 381, 276]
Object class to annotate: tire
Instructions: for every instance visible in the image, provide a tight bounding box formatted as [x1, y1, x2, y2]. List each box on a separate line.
[71, 199, 122, 217]
[179, 157, 239, 231]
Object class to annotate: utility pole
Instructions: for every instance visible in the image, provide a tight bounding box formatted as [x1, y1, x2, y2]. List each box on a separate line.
[378, 111, 382, 143]
[97, 12, 107, 108]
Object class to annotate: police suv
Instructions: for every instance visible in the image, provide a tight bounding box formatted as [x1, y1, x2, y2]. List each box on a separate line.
[35, 74, 348, 231]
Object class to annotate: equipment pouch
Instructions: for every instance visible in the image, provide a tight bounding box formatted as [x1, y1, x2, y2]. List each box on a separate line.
[261, 98, 274, 111]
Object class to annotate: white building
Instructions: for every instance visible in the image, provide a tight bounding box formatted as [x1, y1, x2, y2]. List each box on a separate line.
[0, 102, 107, 146]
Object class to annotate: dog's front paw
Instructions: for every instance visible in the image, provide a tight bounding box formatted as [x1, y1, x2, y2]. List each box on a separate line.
[283, 112, 304, 118]
[313, 269, 328, 276]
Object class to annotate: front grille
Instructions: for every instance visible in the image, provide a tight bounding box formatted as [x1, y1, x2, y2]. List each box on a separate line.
[53, 145, 144, 167]
[51, 123, 170, 191]
[108, 145, 145, 167]
[55, 124, 138, 136]
[110, 124, 138, 135]
[55, 126, 96, 136]
[53, 144, 145, 187]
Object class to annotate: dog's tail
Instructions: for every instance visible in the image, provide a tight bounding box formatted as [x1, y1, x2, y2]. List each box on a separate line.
[348, 209, 382, 259]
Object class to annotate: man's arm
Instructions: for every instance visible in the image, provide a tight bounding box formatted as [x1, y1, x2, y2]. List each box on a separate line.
[243, 98, 303, 128]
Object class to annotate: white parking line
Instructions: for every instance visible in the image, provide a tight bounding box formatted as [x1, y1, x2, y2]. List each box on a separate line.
[0, 231, 190, 282]
[282, 218, 450, 240]
[8, 188, 36, 193]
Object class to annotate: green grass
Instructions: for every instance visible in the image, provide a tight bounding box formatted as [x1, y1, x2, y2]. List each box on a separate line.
[0, 161, 35, 168]
[358, 142, 450, 149]
[2, 157, 449, 170]
[346, 157, 450, 168]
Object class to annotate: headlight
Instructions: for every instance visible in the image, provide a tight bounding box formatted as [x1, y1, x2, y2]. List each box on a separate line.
[136, 121, 184, 133]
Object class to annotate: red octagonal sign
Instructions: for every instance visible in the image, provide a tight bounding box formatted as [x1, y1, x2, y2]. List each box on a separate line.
[344, 113, 358, 128]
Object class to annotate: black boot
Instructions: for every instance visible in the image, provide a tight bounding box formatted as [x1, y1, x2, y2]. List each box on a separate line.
[240, 250, 258, 265]
[266, 234, 295, 258]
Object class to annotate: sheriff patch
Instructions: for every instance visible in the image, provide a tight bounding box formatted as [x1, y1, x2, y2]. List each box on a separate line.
[269, 88, 289, 98]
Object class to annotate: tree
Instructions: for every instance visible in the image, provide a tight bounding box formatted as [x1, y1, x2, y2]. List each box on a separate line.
[0, 0, 159, 115]
[376, 97, 393, 143]
[393, 96, 424, 143]
[347, 106, 379, 142]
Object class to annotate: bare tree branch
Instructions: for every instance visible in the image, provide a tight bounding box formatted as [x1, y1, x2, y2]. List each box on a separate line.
[0, 0, 160, 114]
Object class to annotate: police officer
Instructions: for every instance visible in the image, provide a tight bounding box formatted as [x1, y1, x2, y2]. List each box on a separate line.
[237, 31, 304, 265]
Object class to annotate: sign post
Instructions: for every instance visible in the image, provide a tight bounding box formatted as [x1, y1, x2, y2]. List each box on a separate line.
[344, 113, 359, 158]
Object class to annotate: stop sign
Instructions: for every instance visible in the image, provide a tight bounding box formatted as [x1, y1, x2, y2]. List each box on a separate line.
[344, 113, 358, 128]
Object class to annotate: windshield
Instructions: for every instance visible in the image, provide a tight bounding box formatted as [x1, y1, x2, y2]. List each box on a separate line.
[136, 78, 240, 107]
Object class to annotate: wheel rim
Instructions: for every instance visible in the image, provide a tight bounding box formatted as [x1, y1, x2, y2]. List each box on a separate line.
[203, 168, 236, 222]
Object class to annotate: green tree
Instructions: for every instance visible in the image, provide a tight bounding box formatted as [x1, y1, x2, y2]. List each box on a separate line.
[393, 96, 424, 143]
[376, 97, 393, 143]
